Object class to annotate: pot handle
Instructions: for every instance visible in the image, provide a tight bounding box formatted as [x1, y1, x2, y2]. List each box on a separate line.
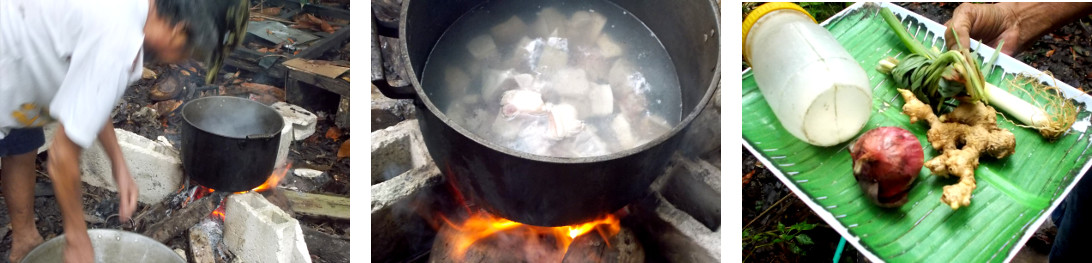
[246, 132, 277, 140]
[372, 18, 418, 100]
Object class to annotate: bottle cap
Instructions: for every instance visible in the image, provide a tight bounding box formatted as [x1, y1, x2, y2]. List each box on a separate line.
[743, 2, 816, 62]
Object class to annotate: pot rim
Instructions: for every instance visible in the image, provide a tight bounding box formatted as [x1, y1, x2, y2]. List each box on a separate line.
[398, 0, 721, 164]
[181, 96, 285, 140]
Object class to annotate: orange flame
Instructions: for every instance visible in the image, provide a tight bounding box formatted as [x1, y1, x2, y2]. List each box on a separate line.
[248, 163, 292, 193]
[211, 205, 226, 221]
[441, 211, 621, 259]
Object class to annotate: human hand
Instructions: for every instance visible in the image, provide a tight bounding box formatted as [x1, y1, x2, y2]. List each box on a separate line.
[63, 228, 94, 263]
[114, 167, 138, 224]
[944, 3, 1024, 55]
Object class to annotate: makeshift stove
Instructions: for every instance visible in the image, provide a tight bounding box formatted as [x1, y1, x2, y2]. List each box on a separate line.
[371, 1, 719, 260]
[130, 163, 303, 262]
[371, 82, 721, 262]
[372, 43, 720, 262]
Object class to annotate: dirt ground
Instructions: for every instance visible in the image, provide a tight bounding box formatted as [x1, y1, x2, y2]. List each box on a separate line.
[743, 2, 1092, 262]
[0, 1, 351, 260]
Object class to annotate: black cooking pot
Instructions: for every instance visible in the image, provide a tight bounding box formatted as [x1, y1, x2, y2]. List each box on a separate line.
[180, 96, 284, 192]
[378, 0, 720, 226]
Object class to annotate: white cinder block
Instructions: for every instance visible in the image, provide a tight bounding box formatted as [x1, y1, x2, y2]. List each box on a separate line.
[225, 192, 311, 263]
[76, 129, 183, 204]
[272, 102, 317, 141]
[275, 117, 293, 169]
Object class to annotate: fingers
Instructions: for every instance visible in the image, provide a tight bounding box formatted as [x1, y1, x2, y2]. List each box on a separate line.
[945, 3, 976, 51]
[118, 180, 138, 222]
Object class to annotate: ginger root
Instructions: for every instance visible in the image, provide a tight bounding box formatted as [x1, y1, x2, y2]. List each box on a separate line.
[897, 89, 1017, 210]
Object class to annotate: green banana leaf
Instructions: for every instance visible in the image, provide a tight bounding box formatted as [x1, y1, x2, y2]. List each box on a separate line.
[743, 3, 1092, 262]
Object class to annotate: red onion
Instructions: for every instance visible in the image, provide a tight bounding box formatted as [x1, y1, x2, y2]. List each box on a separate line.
[848, 126, 924, 207]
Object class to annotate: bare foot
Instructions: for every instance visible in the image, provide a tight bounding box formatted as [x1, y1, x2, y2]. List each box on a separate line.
[10, 231, 44, 263]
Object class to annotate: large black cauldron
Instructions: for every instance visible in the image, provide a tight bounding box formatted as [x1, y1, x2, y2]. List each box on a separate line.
[380, 0, 720, 226]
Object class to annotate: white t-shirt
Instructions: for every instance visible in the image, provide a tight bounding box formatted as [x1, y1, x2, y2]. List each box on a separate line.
[0, 0, 147, 148]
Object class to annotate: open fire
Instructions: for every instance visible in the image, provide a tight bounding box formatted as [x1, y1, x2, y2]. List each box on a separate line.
[182, 163, 293, 222]
[438, 210, 623, 259]
[429, 168, 631, 262]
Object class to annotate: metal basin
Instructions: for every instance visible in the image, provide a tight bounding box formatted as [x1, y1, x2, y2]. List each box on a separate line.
[21, 229, 184, 263]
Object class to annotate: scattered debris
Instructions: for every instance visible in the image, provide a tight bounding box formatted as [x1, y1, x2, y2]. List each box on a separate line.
[293, 14, 340, 34]
[143, 67, 158, 79]
[295, 168, 324, 179]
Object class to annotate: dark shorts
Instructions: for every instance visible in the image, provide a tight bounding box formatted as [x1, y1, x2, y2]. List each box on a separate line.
[0, 127, 45, 157]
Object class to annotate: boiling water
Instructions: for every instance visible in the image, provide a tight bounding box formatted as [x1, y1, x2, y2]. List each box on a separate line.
[422, 0, 682, 158]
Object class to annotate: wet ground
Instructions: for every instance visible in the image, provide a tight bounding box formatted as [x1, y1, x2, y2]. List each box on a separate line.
[742, 2, 1092, 262]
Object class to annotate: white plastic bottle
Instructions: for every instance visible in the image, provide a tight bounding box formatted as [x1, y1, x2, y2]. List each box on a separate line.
[744, 3, 872, 147]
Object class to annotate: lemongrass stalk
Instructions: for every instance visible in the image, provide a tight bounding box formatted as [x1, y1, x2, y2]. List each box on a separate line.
[879, 8, 936, 59]
[985, 83, 1050, 129]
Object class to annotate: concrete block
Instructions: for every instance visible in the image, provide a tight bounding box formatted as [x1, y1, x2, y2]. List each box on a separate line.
[371, 120, 431, 185]
[225, 192, 311, 263]
[48, 126, 183, 205]
[272, 102, 317, 141]
[370, 87, 415, 132]
[275, 118, 294, 169]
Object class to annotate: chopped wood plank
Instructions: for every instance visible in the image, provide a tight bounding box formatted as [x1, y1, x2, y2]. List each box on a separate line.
[283, 58, 349, 79]
[283, 191, 349, 220]
[142, 193, 220, 243]
[189, 225, 216, 263]
[287, 68, 349, 97]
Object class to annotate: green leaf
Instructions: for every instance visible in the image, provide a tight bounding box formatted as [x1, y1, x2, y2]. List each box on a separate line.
[795, 234, 815, 245]
[742, 5, 1092, 262]
[789, 242, 804, 255]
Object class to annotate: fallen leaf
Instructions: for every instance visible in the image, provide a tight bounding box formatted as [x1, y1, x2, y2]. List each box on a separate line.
[337, 139, 350, 159]
[743, 170, 755, 186]
[188, 66, 197, 72]
[320, 22, 335, 33]
[1046, 49, 1056, 57]
[153, 100, 183, 115]
[257, 47, 269, 53]
[325, 127, 342, 140]
[181, 70, 191, 76]
[293, 50, 300, 55]
[266, 29, 274, 36]
[240, 82, 286, 100]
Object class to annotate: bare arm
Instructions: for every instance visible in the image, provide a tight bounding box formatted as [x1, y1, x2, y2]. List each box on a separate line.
[98, 122, 126, 173]
[47, 124, 94, 263]
[97, 122, 138, 222]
